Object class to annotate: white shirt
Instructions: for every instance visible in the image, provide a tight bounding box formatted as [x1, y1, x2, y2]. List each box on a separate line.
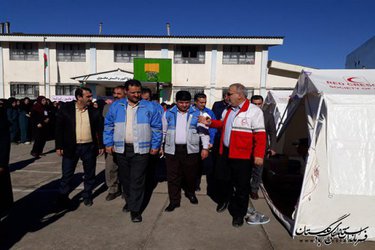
[175, 110, 188, 144]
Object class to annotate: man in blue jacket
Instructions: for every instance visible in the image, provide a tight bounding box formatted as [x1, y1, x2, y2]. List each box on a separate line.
[161, 91, 209, 212]
[104, 79, 162, 223]
[192, 93, 217, 192]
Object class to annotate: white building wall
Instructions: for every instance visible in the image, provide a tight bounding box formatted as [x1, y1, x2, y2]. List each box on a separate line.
[0, 35, 285, 100]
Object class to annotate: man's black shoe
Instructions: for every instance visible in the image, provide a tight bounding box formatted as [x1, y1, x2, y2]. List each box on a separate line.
[164, 203, 180, 212]
[216, 202, 229, 213]
[106, 191, 122, 201]
[232, 217, 244, 228]
[83, 197, 93, 207]
[131, 212, 142, 223]
[122, 203, 130, 213]
[185, 194, 198, 204]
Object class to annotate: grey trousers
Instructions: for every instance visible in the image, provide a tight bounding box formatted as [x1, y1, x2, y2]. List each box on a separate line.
[250, 165, 263, 193]
[105, 153, 121, 194]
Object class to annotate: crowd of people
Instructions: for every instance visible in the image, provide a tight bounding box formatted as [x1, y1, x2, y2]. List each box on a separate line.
[3, 96, 59, 158]
[3, 80, 277, 228]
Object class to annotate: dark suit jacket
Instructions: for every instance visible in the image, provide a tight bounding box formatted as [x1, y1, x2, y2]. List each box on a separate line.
[212, 100, 229, 120]
[263, 110, 277, 152]
[55, 101, 104, 158]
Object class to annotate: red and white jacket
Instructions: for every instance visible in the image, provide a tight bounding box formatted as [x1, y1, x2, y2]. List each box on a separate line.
[210, 99, 266, 160]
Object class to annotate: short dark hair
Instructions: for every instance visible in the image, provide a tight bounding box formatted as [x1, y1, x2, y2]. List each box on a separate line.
[194, 93, 206, 101]
[176, 91, 191, 102]
[75, 87, 92, 99]
[114, 85, 125, 91]
[250, 95, 263, 103]
[141, 87, 152, 96]
[124, 79, 142, 91]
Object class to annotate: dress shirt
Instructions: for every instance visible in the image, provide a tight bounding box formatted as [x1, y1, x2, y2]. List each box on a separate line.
[75, 104, 92, 144]
[125, 103, 139, 144]
[223, 101, 245, 147]
[175, 110, 188, 144]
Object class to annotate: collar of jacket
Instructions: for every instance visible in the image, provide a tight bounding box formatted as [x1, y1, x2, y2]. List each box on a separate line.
[169, 105, 196, 116]
[117, 98, 147, 109]
[226, 99, 250, 116]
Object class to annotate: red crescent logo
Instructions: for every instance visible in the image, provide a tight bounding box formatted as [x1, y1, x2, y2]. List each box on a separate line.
[346, 77, 362, 84]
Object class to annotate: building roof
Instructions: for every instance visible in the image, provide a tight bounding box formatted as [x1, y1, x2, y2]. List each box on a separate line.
[0, 33, 284, 45]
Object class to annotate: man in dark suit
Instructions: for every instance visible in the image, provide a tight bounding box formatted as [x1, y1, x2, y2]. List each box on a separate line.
[55, 87, 104, 207]
[211, 91, 229, 120]
[250, 95, 277, 200]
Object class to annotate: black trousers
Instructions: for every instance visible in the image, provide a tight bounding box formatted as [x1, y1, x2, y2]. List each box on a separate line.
[59, 143, 97, 199]
[215, 146, 252, 218]
[31, 127, 47, 156]
[165, 145, 199, 205]
[116, 144, 149, 213]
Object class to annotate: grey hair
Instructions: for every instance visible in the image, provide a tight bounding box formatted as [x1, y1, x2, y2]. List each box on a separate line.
[229, 83, 247, 98]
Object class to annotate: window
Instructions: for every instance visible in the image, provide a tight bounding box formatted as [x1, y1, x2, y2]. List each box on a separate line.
[10, 83, 39, 98]
[10, 43, 39, 61]
[223, 45, 255, 64]
[56, 43, 86, 62]
[173, 87, 205, 102]
[114, 44, 145, 63]
[56, 85, 79, 95]
[174, 45, 205, 64]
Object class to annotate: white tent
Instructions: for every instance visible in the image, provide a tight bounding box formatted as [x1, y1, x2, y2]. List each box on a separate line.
[262, 69, 375, 243]
[263, 90, 292, 134]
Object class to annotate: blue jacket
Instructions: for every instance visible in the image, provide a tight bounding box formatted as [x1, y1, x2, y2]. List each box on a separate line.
[104, 99, 162, 154]
[162, 105, 209, 155]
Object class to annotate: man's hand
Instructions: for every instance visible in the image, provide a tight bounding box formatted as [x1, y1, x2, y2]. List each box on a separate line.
[254, 157, 264, 167]
[56, 149, 63, 157]
[105, 146, 114, 154]
[150, 149, 159, 155]
[98, 148, 105, 156]
[198, 116, 211, 126]
[269, 149, 276, 156]
[159, 148, 165, 158]
[37, 123, 42, 128]
[201, 149, 209, 160]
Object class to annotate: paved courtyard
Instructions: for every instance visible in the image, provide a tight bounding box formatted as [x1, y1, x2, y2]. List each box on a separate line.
[0, 141, 373, 250]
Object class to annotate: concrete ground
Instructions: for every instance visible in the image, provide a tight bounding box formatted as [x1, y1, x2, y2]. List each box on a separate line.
[0, 141, 373, 250]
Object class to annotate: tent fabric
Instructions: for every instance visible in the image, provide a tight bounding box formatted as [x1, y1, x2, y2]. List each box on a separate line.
[263, 69, 375, 242]
[264, 90, 292, 131]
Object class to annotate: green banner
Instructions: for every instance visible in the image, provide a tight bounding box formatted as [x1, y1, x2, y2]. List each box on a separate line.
[134, 58, 172, 83]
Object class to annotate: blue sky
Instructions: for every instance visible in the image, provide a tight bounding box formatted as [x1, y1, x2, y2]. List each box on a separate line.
[1, 0, 374, 69]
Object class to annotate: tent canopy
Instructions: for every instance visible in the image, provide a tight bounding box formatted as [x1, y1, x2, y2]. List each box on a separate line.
[263, 69, 375, 242]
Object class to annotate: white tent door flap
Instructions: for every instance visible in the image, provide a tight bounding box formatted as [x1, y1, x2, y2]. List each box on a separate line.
[326, 96, 375, 196]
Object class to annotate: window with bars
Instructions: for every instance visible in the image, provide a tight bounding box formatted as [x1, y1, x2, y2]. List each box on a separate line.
[223, 45, 255, 64]
[174, 45, 205, 64]
[56, 43, 86, 62]
[10, 43, 39, 61]
[56, 85, 79, 95]
[10, 83, 39, 98]
[114, 44, 145, 63]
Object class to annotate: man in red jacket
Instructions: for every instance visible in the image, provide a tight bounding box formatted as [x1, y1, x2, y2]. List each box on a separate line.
[199, 83, 267, 227]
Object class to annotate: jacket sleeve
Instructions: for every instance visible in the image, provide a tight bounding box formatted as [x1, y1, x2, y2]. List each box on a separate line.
[252, 108, 267, 159]
[95, 109, 104, 149]
[207, 110, 217, 145]
[266, 112, 277, 151]
[150, 106, 163, 150]
[55, 105, 64, 150]
[103, 104, 115, 147]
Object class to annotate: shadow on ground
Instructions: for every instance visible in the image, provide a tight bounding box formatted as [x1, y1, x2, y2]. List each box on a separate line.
[0, 170, 106, 249]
